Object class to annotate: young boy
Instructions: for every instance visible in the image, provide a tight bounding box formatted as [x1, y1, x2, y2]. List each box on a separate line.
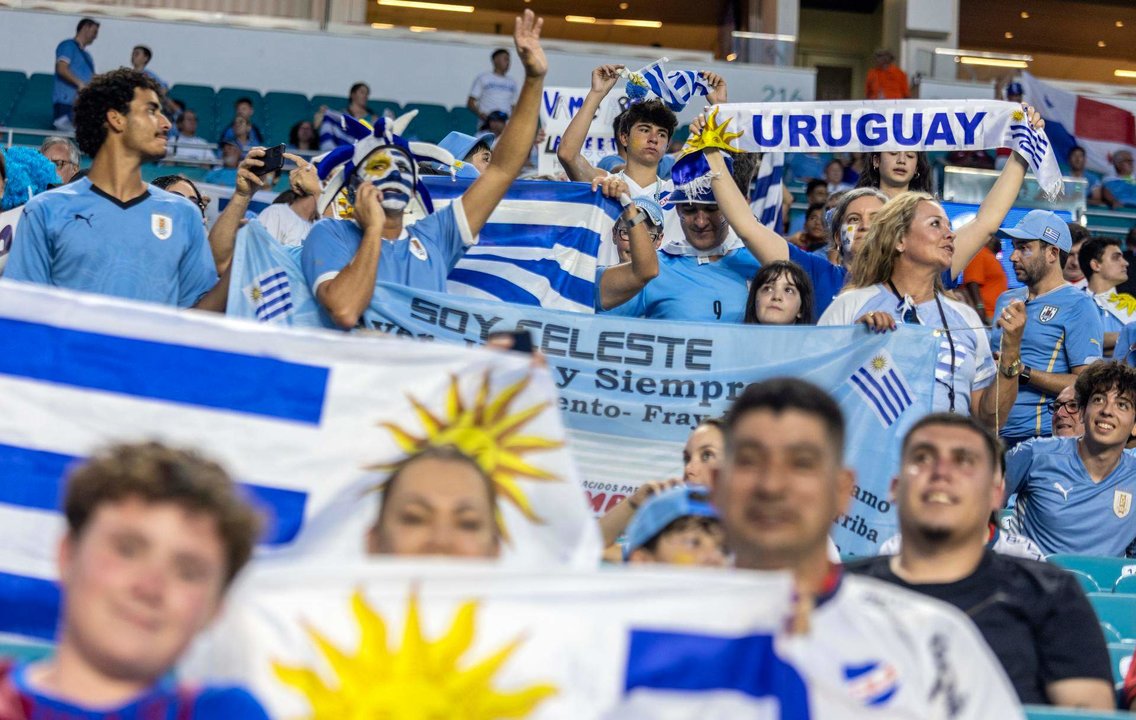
[624, 485, 726, 567]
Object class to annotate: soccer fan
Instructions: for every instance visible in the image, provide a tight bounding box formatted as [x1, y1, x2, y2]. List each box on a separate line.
[823, 158, 852, 194]
[52, 18, 98, 130]
[850, 414, 1113, 708]
[786, 202, 826, 252]
[1005, 361, 1136, 556]
[39, 136, 80, 184]
[818, 192, 1025, 423]
[1066, 146, 1103, 206]
[203, 147, 276, 273]
[1050, 385, 1084, 437]
[0, 442, 268, 718]
[128, 45, 167, 92]
[302, 10, 547, 330]
[804, 177, 828, 206]
[1101, 149, 1136, 209]
[5, 69, 229, 311]
[218, 98, 264, 149]
[865, 48, 908, 99]
[467, 49, 518, 123]
[711, 378, 1023, 717]
[855, 151, 933, 197]
[258, 190, 317, 247]
[623, 485, 726, 567]
[150, 174, 208, 223]
[603, 194, 664, 264]
[166, 110, 217, 164]
[1079, 235, 1134, 354]
[992, 211, 1104, 445]
[288, 120, 318, 153]
[593, 180, 660, 311]
[365, 446, 500, 558]
[743, 261, 814, 326]
[1064, 222, 1090, 289]
[437, 131, 494, 177]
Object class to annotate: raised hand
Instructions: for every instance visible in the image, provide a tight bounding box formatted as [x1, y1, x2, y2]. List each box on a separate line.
[591, 64, 624, 95]
[234, 146, 266, 199]
[701, 71, 728, 105]
[514, 9, 547, 79]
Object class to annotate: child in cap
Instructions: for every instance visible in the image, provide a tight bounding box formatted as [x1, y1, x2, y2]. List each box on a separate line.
[623, 485, 726, 567]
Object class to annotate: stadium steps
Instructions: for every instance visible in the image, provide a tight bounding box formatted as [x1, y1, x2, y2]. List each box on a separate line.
[0, 70, 27, 125]
[168, 84, 218, 143]
[401, 102, 450, 144]
[5, 73, 55, 145]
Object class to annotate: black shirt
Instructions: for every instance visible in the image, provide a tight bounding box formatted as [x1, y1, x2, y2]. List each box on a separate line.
[847, 549, 1112, 705]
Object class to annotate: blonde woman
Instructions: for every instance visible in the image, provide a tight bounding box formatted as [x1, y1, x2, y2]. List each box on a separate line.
[817, 192, 1025, 429]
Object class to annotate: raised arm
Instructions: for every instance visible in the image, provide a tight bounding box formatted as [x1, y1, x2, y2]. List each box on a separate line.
[973, 300, 1024, 430]
[952, 105, 1044, 277]
[555, 65, 623, 183]
[207, 147, 266, 275]
[704, 145, 790, 263]
[314, 183, 385, 329]
[595, 176, 659, 310]
[458, 10, 546, 237]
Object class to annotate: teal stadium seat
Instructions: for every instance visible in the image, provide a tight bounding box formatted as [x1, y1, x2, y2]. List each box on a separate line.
[262, 91, 312, 146]
[0, 641, 53, 664]
[6, 73, 55, 144]
[1050, 555, 1136, 592]
[449, 106, 478, 136]
[370, 98, 401, 121]
[1090, 593, 1136, 642]
[214, 87, 264, 143]
[0, 70, 27, 125]
[1025, 706, 1133, 719]
[401, 103, 450, 144]
[1085, 208, 1136, 241]
[311, 95, 348, 117]
[1115, 573, 1136, 594]
[1100, 622, 1126, 644]
[1108, 642, 1133, 686]
[1065, 568, 1102, 594]
[168, 84, 218, 143]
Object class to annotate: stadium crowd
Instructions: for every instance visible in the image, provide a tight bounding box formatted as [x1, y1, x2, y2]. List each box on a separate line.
[4, 8, 1136, 719]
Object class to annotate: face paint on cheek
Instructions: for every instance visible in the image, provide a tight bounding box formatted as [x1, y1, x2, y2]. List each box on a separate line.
[357, 148, 416, 212]
[841, 223, 858, 253]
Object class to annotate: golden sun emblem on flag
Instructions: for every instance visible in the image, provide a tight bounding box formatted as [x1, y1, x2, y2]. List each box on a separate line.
[371, 372, 562, 536]
[1011, 109, 1025, 121]
[249, 286, 264, 302]
[273, 590, 557, 719]
[1110, 292, 1136, 316]
[685, 105, 745, 154]
[870, 354, 889, 372]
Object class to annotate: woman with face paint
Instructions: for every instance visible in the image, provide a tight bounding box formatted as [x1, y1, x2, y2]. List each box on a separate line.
[696, 105, 1045, 320]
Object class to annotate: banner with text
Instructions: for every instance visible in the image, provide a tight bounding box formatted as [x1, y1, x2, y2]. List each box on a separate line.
[539, 86, 628, 175]
[365, 283, 939, 556]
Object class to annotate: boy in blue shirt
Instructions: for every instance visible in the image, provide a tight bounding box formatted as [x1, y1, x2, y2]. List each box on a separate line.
[992, 210, 1104, 444]
[0, 442, 268, 719]
[1005, 362, 1136, 557]
[6, 69, 228, 311]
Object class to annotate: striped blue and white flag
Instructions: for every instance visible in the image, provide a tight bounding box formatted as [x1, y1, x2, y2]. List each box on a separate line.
[750, 152, 785, 230]
[629, 59, 712, 113]
[0, 282, 600, 643]
[431, 177, 622, 314]
[847, 350, 915, 428]
[318, 109, 357, 151]
[226, 220, 322, 326]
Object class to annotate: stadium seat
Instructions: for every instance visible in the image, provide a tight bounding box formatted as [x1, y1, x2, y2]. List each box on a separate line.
[0, 641, 53, 663]
[310, 95, 348, 117]
[371, 98, 402, 120]
[1100, 622, 1125, 644]
[1108, 642, 1133, 686]
[262, 91, 313, 146]
[1025, 706, 1133, 719]
[1091, 593, 1136, 642]
[1065, 568, 1102, 594]
[0, 70, 27, 125]
[5, 73, 56, 144]
[1050, 555, 1136, 592]
[1115, 574, 1136, 594]
[168, 84, 219, 142]
[401, 103, 450, 143]
[449, 106, 479, 136]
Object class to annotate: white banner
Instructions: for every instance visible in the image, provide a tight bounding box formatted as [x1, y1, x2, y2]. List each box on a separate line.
[0, 206, 19, 276]
[539, 86, 628, 176]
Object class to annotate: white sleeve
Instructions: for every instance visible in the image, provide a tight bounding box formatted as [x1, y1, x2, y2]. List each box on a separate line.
[817, 292, 860, 326]
[469, 73, 484, 99]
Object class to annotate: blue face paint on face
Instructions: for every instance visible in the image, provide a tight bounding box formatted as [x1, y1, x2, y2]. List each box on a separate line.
[354, 147, 416, 212]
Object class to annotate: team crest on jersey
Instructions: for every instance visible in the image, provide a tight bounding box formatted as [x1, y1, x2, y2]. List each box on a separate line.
[842, 661, 900, 706]
[150, 214, 173, 240]
[1039, 305, 1058, 323]
[1115, 490, 1132, 519]
[408, 237, 428, 261]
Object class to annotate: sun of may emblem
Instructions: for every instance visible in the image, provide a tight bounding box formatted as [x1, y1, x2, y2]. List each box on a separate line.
[273, 590, 557, 719]
[870, 354, 889, 372]
[689, 105, 745, 153]
[373, 372, 562, 535]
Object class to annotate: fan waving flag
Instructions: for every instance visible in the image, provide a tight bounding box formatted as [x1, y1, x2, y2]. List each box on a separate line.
[226, 220, 322, 327]
[750, 152, 786, 230]
[624, 58, 712, 113]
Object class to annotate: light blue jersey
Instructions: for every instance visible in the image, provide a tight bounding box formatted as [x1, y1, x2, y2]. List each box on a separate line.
[597, 248, 758, 323]
[1006, 437, 1136, 557]
[818, 284, 995, 414]
[992, 284, 1103, 438]
[1117, 322, 1136, 367]
[301, 199, 473, 328]
[5, 179, 216, 307]
[52, 39, 94, 106]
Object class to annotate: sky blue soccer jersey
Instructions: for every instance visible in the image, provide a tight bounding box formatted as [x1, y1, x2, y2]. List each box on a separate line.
[1117, 322, 1136, 367]
[52, 39, 94, 107]
[596, 247, 757, 323]
[301, 199, 473, 327]
[1006, 436, 1136, 557]
[5, 179, 217, 307]
[992, 284, 1104, 439]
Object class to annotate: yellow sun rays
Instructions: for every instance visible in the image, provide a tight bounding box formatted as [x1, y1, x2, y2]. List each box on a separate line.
[685, 106, 745, 155]
[371, 372, 562, 535]
[273, 590, 557, 719]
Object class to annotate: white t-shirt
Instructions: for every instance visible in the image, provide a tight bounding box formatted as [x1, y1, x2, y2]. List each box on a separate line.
[167, 134, 217, 163]
[258, 204, 314, 247]
[468, 72, 518, 116]
[779, 574, 1024, 718]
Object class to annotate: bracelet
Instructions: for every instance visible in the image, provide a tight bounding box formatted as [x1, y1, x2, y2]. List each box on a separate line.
[625, 208, 649, 228]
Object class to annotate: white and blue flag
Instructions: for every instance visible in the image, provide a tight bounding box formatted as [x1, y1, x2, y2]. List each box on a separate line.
[318, 109, 358, 151]
[226, 220, 322, 327]
[847, 350, 915, 428]
[750, 152, 785, 230]
[627, 58, 712, 113]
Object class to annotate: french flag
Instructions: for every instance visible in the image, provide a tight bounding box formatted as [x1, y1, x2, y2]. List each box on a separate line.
[1020, 72, 1136, 174]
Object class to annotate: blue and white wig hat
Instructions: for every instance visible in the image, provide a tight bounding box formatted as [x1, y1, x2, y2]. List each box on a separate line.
[316, 113, 373, 216]
[662, 149, 733, 207]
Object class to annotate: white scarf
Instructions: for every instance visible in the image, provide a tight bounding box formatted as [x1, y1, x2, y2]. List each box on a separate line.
[691, 100, 1064, 200]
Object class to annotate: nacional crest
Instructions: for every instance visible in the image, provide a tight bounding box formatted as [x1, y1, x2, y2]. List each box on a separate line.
[150, 213, 173, 240]
[1114, 490, 1132, 519]
[1039, 305, 1058, 323]
[408, 236, 428, 261]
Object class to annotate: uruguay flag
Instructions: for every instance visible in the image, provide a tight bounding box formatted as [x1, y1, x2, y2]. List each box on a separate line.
[1020, 72, 1136, 175]
[226, 220, 322, 327]
[433, 177, 622, 314]
[750, 152, 785, 230]
[629, 59, 713, 113]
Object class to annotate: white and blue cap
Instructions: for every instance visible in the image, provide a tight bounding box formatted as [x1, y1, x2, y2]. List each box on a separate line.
[624, 195, 664, 228]
[663, 150, 733, 206]
[995, 209, 1072, 252]
[623, 485, 718, 560]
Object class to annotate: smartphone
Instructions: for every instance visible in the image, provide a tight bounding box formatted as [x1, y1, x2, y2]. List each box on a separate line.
[255, 144, 286, 176]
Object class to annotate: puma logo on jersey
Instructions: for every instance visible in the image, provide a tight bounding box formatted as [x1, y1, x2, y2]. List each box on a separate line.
[1054, 482, 1070, 501]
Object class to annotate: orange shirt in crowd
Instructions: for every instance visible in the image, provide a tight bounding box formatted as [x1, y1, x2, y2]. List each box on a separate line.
[866, 64, 909, 99]
[962, 246, 1009, 321]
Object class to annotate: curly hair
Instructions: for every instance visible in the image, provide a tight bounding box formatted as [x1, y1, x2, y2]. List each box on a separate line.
[1, 146, 60, 211]
[74, 68, 164, 158]
[847, 191, 942, 290]
[856, 151, 933, 194]
[1075, 362, 1136, 413]
[619, 99, 677, 143]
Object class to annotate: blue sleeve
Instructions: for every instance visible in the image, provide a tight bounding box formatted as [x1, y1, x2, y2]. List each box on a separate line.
[5, 203, 52, 284]
[178, 214, 219, 307]
[1067, 297, 1105, 365]
[596, 266, 648, 317]
[1004, 439, 1036, 498]
[192, 686, 270, 720]
[787, 244, 846, 320]
[301, 220, 358, 295]
[55, 39, 78, 64]
[409, 204, 465, 269]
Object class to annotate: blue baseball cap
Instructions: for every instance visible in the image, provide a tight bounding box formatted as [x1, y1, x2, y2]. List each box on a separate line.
[623, 485, 718, 559]
[995, 209, 1072, 252]
[1006, 81, 1024, 97]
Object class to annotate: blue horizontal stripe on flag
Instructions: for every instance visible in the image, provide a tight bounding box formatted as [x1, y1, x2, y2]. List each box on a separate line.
[0, 572, 60, 641]
[625, 629, 811, 718]
[0, 443, 307, 545]
[447, 268, 542, 307]
[255, 291, 293, 318]
[258, 299, 294, 322]
[462, 254, 594, 307]
[257, 277, 289, 299]
[477, 223, 603, 257]
[256, 270, 288, 286]
[423, 177, 622, 218]
[850, 373, 896, 425]
[0, 317, 328, 425]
